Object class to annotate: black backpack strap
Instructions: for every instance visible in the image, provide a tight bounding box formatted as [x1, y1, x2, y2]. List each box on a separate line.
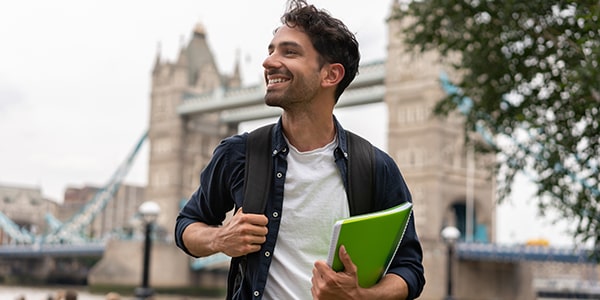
[226, 124, 275, 300]
[242, 124, 275, 214]
[243, 125, 374, 216]
[346, 131, 375, 216]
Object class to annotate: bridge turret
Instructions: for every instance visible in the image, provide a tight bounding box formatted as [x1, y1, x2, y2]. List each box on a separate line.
[152, 42, 161, 77]
[227, 49, 242, 89]
[147, 23, 232, 238]
[385, 2, 496, 298]
[385, 0, 495, 245]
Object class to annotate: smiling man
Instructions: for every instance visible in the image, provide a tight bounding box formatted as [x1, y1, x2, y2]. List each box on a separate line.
[174, 1, 425, 299]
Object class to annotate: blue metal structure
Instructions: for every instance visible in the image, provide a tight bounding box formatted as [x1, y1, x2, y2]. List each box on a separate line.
[44, 212, 63, 232]
[44, 131, 148, 244]
[191, 253, 230, 270]
[456, 243, 596, 264]
[0, 131, 147, 246]
[0, 211, 35, 244]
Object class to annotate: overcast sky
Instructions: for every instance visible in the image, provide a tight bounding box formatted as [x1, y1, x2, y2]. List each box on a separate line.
[0, 0, 389, 199]
[0, 0, 576, 246]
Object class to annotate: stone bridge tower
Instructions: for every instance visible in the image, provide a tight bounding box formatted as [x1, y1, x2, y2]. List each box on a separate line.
[385, 3, 495, 298]
[148, 23, 240, 235]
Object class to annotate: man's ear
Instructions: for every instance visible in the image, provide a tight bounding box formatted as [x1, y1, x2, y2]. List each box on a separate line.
[321, 63, 345, 88]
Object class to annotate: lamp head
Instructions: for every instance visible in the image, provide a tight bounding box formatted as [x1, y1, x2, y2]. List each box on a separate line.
[139, 201, 160, 224]
[441, 226, 461, 244]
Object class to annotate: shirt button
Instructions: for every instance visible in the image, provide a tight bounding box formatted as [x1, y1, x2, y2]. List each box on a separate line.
[253, 290, 260, 297]
[344, 152, 349, 158]
[265, 251, 271, 257]
[282, 147, 287, 152]
[272, 149, 278, 155]
[276, 172, 283, 178]
[272, 211, 279, 218]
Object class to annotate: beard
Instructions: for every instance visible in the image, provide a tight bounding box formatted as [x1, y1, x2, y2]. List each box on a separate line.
[264, 72, 320, 109]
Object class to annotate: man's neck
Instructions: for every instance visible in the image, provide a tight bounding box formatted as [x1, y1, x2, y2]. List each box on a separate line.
[281, 111, 336, 152]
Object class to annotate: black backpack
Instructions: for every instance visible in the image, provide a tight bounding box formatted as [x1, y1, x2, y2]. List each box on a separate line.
[226, 123, 375, 299]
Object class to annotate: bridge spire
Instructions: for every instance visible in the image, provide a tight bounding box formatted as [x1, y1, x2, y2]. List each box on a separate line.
[228, 48, 242, 88]
[152, 41, 161, 75]
[193, 22, 206, 37]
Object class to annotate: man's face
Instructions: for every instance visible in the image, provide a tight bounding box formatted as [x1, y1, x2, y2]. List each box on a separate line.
[262, 25, 323, 108]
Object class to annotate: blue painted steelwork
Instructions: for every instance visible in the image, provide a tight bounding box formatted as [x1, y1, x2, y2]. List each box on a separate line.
[456, 243, 595, 264]
[42, 131, 147, 244]
[0, 131, 147, 245]
[44, 212, 63, 232]
[0, 211, 35, 244]
[190, 253, 231, 270]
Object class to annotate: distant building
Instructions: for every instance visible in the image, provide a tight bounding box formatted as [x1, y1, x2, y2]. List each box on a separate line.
[59, 184, 146, 240]
[0, 183, 58, 244]
[59, 185, 101, 222]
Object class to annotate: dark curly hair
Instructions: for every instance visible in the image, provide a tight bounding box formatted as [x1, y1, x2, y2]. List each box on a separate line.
[280, 0, 360, 102]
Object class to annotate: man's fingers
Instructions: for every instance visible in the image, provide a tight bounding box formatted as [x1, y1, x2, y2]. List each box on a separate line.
[313, 260, 331, 275]
[238, 206, 269, 226]
[338, 245, 357, 275]
[234, 206, 244, 215]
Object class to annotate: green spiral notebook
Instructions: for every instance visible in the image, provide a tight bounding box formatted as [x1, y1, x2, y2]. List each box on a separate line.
[326, 202, 413, 288]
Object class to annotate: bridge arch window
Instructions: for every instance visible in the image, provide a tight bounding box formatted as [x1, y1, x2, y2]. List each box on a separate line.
[30, 198, 42, 206]
[154, 138, 173, 155]
[444, 200, 489, 243]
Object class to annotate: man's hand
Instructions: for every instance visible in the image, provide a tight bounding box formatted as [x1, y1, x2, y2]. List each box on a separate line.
[182, 207, 268, 258]
[215, 208, 269, 257]
[311, 245, 363, 300]
[311, 245, 410, 300]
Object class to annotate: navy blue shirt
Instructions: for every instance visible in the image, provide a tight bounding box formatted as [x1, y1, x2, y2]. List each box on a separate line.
[175, 117, 425, 299]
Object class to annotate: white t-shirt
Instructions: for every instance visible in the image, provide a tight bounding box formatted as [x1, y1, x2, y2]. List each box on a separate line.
[263, 137, 350, 300]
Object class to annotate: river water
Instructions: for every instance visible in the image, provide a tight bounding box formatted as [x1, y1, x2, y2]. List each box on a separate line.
[0, 285, 222, 300]
[0, 285, 108, 300]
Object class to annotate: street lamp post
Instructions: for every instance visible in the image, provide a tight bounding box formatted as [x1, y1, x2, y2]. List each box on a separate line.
[441, 226, 461, 300]
[135, 201, 160, 300]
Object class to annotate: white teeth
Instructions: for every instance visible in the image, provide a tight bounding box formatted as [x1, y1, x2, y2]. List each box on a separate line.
[268, 78, 288, 84]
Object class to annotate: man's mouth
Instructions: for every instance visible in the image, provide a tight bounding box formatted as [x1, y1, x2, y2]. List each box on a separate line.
[268, 78, 290, 85]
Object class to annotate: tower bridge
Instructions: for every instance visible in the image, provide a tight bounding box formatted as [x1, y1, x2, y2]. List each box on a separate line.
[1, 2, 598, 298]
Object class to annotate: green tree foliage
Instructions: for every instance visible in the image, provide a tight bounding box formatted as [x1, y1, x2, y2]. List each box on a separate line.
[393, 1, 599, 249]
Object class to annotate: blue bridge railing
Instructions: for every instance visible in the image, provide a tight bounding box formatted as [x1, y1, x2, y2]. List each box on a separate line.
[456, 243, 596, 264]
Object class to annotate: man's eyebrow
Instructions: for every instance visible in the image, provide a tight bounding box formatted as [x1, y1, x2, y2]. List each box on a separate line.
[268, 41, 303, 51]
